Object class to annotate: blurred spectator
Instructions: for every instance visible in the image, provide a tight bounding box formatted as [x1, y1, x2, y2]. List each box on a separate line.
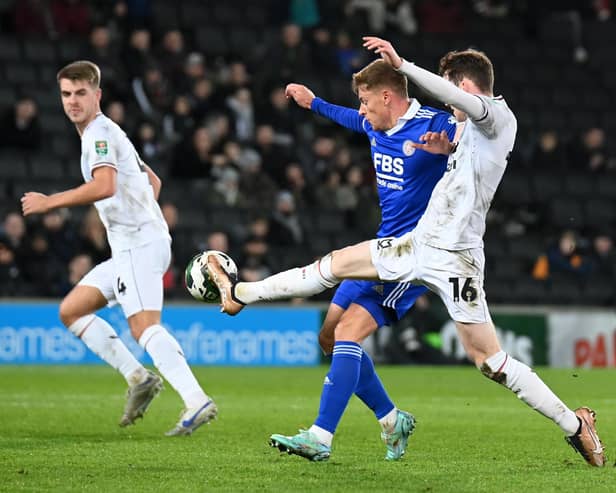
[162, 95, 195, 144]
[529, 129, 567, 171]
[590, 233, 616, 277]
[0, 97, 42, 151]
[104, 99, 138, 137]
[157, 29, 186, 86]
[132, 65, 173, 119]
[226, 88, 255, 143]
[284, 162, 315, 210]
[133, 120, 165, 163]
[124, 28, 155, 79]
[239, 217, 273, 281]
[21, 230, 64, 296]
[264, 23, 312, 83]
[254, 124, 295, 187]
[345, 0, 417, 36]
[42, 209, 78, 264]
[315, 170, 344, 210]
[0, 233, 26, 297]
[218, 62, 252, 100]
[237, 147, 278, 210]
[176, 52, 207, 94]
[51, 0, 91, 36]
[212, 166, 241, 207]
[85, 25, 127, 100]
[205, 231, 230, 254]
[14, 0, 56, 37]
[2, 212, 28, 268]
[190, 78, 218, 123]
[258, 85, 299, 138]
[57, 252, 93, 295]
[310, 28, 338, 74]
[533, 230, 593, 280]
[78, 206, 109, 264]
[568, 127, 615, 173]
[335, 30, 363, 76]
[416, 0, 465, 33]
[170, 127, 213, 180]
[268, 191, 304, 246]
[310, 135, 338, 180]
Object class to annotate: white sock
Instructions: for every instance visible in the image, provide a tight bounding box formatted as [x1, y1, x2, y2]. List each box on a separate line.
[378, 407, 398, 431]
[69, 315, 145, 385]
[483, 351, 579, 435]
[308, 424, 334, 447]
[139, 324, 209, 408]
[235, 254, 340, 304]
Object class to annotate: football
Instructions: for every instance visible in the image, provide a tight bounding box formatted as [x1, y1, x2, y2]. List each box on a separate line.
[184, 250, 238, 303]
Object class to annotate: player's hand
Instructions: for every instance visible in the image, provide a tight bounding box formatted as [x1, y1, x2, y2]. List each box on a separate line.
[21, 192, 50, 216]
[362, 36, 403, 69]
[285, 83, 316, 109]
[412, 131, 455, 155]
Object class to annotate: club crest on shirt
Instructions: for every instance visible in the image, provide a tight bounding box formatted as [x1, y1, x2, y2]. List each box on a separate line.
[95, 140, 108, 156]
[402, 140, 415, 156]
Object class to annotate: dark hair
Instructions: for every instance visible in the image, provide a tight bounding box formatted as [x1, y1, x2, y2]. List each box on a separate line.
[438, 49, 494, 93]
[352, 59, 408, 98]
[56, 60, 101, 88]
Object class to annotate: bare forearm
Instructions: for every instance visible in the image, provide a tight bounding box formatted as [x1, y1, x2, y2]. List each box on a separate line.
[398, 60, 485, 120]
[47, 182, 113, 209]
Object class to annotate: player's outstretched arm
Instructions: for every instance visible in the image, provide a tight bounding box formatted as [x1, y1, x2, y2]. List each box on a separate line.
[21, 166, 116, 216]
[362, 36, 485, 120]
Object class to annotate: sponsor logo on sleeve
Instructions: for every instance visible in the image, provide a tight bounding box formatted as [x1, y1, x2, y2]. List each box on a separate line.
[95, 140, 108, 156]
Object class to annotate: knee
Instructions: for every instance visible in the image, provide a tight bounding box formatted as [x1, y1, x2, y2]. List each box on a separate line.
[59, 299, 78, 327]
[318, 330, 334, 355]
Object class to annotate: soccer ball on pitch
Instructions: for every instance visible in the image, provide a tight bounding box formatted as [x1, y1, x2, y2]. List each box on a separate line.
[184, 250, 238, 303]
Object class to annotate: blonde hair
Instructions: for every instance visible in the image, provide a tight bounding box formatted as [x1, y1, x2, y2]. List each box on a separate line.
[56, 60, 101, 88]
[352, 59, 408, 98]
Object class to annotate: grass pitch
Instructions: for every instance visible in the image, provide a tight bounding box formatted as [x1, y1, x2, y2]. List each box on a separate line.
[1, 365, 614, 492]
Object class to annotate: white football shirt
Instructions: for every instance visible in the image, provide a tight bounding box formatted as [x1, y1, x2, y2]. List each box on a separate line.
[80, 113, 170, 252]
[413, 96, 517, 250]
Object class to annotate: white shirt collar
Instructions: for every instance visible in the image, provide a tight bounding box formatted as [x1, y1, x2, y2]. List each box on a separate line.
[385, 98, 421, 136]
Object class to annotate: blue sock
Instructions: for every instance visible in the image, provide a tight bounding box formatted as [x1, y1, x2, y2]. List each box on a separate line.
[355, 351, 395, 419]
[314, 341, 362, 434]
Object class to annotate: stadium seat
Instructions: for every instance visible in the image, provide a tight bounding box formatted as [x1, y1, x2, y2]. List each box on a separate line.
[194, 27, 229, 57]
[583, 198, 616, 230]
[546, 277, 583, 305]
[4, 63, 38, 85]
[597, 176, 616, 199]
[0, 151, 29, 179]
[0, 37, 21, 61]
[495, 172, 532, 207]
[0, 86, 16, 107]
[29, 155, 66, 180]
[531, 173, 563, 201]
[563, 174, 596, 200]
[180, 1, 214, 28]
[314, 211, 345, 234]
[508, 235, 545, 263]
[512, 279, 548, 304]
[23, 39, 57, 63]
[549, 197, 585, 229]
[579, 277, 616, 306]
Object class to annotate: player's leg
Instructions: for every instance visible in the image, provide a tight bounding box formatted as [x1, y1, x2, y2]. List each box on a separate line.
[60, 264, 150, 388]
[116, 239, 217, 435]
[318, 287, 415, 460]
[429, 246, 605, 466]
[207, 240, 379, 314]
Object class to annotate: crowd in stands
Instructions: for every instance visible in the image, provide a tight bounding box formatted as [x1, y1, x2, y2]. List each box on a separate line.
[0, 0, 615, 306]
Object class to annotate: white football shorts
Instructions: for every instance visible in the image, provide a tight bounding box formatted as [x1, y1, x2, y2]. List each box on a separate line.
[370, 232, 490, 324]
[79, 238, 171, 318]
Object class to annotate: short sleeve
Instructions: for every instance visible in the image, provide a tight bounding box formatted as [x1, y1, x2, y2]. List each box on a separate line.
[83, 124, 118, 176]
